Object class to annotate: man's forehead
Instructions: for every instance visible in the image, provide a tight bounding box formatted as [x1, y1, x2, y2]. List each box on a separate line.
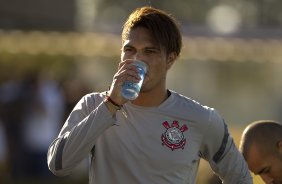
[126, 27, 158, 44]
[122, 39, 157, 48]
[122, 39, 164, 54]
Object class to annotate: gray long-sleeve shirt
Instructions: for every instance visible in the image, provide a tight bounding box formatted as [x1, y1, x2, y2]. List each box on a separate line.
[47, 90, 252, 184]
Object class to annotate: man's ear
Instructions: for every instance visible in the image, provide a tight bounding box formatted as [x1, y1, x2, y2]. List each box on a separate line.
[277, 140, 282, 154]
[166, 52, 177, 70]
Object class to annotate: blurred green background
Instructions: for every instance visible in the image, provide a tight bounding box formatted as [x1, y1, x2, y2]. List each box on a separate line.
[1, 0, 282, 183]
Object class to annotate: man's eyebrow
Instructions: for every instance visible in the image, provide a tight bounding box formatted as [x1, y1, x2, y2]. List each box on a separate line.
[123, 44, 134, 48]
[144, 47, 160, 50]
[122, 45, 160, 51]
[255, 167, 267, 175]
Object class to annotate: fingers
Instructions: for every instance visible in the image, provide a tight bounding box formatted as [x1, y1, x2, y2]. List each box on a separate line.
[116, 61, 141, 83]
[118, 59, 134, 70]
[108, 60, 141, 104]
[116, 68, 140, 83]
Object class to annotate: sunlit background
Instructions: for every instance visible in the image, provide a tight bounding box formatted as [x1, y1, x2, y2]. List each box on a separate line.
[1, 0, 282, 183]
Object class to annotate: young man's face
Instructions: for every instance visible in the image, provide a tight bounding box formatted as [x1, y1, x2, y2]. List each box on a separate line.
[247, 143, 282, 184]
[121, 27, 175, 93]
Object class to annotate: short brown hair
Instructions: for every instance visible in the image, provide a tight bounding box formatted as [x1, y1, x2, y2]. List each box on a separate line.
[122, 6, 182, 57]
[239, 120, 282, 160]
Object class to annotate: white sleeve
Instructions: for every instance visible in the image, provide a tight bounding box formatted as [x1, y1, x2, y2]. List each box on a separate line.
[47, 93, 116, 176]
[200, 109, 253, 184]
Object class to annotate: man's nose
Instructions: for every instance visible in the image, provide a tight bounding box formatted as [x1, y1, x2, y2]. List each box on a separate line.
[133, 54, 140, 61]
[133, 50, 144, 61]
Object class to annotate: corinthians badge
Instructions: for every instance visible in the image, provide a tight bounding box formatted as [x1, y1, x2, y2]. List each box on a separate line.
[161, 120, 188, 151]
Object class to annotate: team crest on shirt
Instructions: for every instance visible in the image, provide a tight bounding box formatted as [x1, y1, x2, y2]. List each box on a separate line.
[161, 120, 188, 151]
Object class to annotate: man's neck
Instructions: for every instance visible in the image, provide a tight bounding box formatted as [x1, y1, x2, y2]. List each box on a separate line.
[131, 88, 169, 107]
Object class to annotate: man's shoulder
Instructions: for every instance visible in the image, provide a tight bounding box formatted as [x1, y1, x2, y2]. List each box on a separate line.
[166, 91, 217, 122]
[171, 91, 213, 112]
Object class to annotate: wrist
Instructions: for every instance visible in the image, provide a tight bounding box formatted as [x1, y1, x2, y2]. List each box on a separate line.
[104, 95, 122, 110]
[104, 96, 122, 114]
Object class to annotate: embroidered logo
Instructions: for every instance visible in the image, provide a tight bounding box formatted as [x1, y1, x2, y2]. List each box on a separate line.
[161, 121, 188, 151]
